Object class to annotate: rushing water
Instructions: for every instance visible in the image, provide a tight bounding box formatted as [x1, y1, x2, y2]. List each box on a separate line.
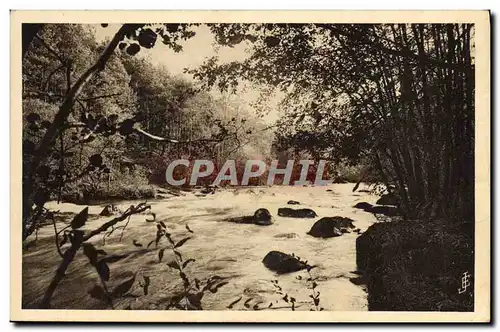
[23, 183, 380, 310]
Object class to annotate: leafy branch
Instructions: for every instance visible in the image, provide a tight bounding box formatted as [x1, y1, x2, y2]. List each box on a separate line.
[39, 202, 150, 308]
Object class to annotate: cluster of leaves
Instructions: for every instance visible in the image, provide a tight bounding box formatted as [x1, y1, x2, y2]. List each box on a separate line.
[84, 242, 138, 308]
[111, 23, 198, 56]
[136, 219, 229, 310]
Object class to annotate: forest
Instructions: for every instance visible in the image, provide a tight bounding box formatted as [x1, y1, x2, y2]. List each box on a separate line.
[21, 23, 475, 312]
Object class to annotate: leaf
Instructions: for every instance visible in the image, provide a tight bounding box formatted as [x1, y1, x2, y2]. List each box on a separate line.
[98, 253, 129, 264]
[159, 221, 166, 229]
[119, 119, 135, 136]
[264, 36, 280, 47]
[89, 154, 103, 167]
[126, 43, 141, 56]
[88, 285, 108, 302]
[132, 240, 143, 247]
[158, 248, 165, 262]
[227, 296, 242, 309]
[96, 261, 110, 282]
[174, 237, 191, 248]
[295, 113, 306, 124]
[167, 261, 180, 270]
[185, 224, 194, 233]
[165, 233, 175, 246]
[173, 250, 182, 261]
[182, 258, 195, 269]
[70, 230, 84, 245]
[142, 276, 150, 296]
[268, 302, 273, 308]
[282, 294, 289, 303]
[243, 298, 252, 308]
[59, 233, 68, 246]
[147, 240, 155, 248]
[82, 243, 98, 265]
[111, 275, 136, 298]
[138, 28, 157, 49]
[155, 232, 162, 247]
[26, 112, 41, 123]
[71, 207, 88, 229]
[186, 293, 203, 310]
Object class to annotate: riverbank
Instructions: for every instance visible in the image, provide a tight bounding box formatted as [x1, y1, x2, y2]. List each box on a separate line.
[356, 218, 474, 311]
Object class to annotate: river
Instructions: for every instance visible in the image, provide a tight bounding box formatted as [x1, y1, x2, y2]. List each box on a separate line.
[23, 183, 380, 311]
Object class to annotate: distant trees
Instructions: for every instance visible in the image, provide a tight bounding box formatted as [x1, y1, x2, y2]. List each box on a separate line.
[21, 23, 270, 240]
[190, 23, 475, 222]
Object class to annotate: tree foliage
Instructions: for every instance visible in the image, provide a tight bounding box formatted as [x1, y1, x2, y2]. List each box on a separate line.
[190, 23, 475, 222]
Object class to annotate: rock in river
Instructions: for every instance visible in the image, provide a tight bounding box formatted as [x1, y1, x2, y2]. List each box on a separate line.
[353, 202, 373, 210]
[262, 251, 307, 274]
[230, 208, 273, 226]
[278, 207, 317, 218]
[253, 208, 273, 225]
[307, 217, 356, 238]
[376, 193, 399, 206]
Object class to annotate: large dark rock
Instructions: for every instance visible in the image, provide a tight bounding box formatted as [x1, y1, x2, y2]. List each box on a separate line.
[278, 207, 317, 218]
[376, 193, 399, 206]
[262, 251, 307, 274]
[99, 204, 120, 217]
[253, 208, 273, 225]
[230, 208, 273, 226]
[100, 205, 114, 217]
[356, 220, 474, 311]
[307, 217, 355, 238]
[353, 202, 373, 210]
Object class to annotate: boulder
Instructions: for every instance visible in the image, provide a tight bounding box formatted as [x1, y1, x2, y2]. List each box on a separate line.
[253, 208, 273, 226]
[278, 208, 317, 218]
[376, 193, 399, 206]
[100, 205, 114, 217]
[353, 202, 373, 210]
[230, 208, 273, 226]
[287, 200, 301, 205]
[307, 217, 356, 238]
[262, 251, 307, 274]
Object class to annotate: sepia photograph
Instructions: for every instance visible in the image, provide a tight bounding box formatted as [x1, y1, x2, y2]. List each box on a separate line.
[10, 10, 490, 322]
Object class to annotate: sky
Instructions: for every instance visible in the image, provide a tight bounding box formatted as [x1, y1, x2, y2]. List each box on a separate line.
[92, 24, 281, 123]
